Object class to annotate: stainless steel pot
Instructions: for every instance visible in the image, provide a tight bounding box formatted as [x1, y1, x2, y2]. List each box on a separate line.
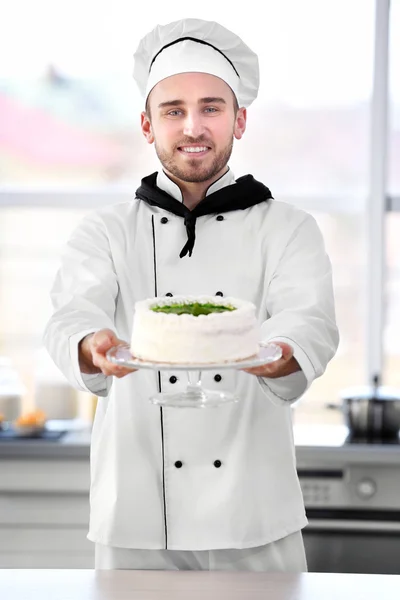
[339, 382, 400, 439]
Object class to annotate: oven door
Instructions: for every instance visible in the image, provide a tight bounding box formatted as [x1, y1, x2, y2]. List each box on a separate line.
[303, 509, 400, 574]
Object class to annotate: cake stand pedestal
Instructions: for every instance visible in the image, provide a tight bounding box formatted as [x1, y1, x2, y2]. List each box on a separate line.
[106, 343, 282, 408]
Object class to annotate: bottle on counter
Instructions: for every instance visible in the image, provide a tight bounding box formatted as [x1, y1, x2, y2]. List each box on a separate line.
[0, 356, 25, 421]
[33, 348, 78, 420]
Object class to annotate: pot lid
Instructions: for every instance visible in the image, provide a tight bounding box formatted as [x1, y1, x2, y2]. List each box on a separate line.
[340, 385, 400, 402]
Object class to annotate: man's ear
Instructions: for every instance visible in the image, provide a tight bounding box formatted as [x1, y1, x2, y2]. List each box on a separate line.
[141, 111, 154, 144]
[234, 107, 247, 140]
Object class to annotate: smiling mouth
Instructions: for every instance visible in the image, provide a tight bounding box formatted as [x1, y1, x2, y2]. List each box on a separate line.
[177, 145, 211, 155]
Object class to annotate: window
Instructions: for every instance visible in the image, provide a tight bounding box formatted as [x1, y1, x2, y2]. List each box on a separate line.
[383, 0, 400, 389]
[388, 0, 400, 196]
[1, 1, 397, 426]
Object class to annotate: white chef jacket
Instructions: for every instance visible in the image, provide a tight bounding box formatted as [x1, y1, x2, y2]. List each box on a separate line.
[43, 168, 339, 551]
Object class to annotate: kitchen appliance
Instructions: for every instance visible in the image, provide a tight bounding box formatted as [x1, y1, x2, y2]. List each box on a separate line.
[295, 424, 400, 574]
[338, 375, 400, 439]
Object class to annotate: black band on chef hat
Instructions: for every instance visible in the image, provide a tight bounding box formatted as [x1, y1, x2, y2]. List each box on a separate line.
[149, 36, 241, 78]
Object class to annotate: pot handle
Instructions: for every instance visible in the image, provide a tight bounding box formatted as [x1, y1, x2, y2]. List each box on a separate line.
[325, 402, 342, 410]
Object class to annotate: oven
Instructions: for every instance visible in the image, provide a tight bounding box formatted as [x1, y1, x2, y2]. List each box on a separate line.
[303, 507, 400, 574]
[295, 426, 400, 574]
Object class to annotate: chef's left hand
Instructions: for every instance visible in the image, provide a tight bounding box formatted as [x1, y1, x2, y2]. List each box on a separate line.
[243, 342, 301, 379]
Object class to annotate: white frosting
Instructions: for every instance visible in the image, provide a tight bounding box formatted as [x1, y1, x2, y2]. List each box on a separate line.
[131, 295, 259, 364]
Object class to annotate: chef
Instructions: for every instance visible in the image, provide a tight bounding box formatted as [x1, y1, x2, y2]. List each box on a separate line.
[43, 18, 339, 571]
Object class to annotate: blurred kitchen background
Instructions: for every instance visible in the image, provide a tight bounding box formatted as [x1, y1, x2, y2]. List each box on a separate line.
[1, 0, 400, 575]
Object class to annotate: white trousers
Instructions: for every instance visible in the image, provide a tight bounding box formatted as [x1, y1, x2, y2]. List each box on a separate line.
[95, 531, 307, 572]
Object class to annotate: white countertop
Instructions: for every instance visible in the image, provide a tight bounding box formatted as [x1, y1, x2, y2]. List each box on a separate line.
[1, 570, 400, 600]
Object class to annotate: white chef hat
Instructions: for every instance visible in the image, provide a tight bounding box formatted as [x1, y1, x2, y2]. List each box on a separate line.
[133, 18, 259, 108]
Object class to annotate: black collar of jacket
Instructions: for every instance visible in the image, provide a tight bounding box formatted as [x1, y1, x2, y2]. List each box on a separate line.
[135, 172, 273, 258]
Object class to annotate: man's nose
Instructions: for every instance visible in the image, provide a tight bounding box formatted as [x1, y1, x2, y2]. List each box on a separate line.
[183, 112, 206, 138]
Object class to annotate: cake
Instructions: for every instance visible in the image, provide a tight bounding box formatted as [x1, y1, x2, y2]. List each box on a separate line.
[130, 295, 259, 364]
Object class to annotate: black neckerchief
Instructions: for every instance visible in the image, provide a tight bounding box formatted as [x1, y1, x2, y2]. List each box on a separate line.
[135, 171, 273, 258]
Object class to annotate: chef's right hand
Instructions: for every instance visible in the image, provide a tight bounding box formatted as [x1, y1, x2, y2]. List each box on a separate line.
[78, 329, 136, 378]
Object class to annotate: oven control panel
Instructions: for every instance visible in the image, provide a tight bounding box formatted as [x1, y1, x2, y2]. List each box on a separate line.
[355, 477, 377, 499]
[297, 468, 345, 507]
[300, 481, 332, 505]
[297, 466, 400, 509]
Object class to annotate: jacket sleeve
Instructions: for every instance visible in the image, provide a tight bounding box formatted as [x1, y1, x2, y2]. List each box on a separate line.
[258, 213, 339, 405]
[43, 212, 119, 397]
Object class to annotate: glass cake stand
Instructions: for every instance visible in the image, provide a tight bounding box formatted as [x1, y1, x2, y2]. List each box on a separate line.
[106, 342, 282, 408]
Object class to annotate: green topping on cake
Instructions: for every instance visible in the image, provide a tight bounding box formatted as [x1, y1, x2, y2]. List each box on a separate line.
[152, 302, 236, 316]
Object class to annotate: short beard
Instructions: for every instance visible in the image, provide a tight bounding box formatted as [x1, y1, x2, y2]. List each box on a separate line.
[154, 138, 234, 183]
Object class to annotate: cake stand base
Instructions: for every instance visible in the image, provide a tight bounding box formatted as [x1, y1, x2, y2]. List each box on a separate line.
[150, 370, 238, 408]
[150, 387, 238, 408]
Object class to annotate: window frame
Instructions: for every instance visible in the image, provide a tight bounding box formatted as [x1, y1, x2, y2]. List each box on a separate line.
[0, 0, 398, 390]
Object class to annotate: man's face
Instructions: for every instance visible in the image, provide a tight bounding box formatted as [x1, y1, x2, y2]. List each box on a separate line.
[141, 72, 246, 184]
